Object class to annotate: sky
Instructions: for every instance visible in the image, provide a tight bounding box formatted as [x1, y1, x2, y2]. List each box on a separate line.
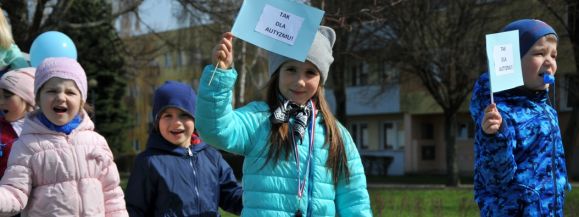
[120, 0, 183, 35]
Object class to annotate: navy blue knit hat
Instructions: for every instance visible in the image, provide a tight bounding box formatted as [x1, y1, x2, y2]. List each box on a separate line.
[501, 19, 558, 58]
[152, 81, 196, 122]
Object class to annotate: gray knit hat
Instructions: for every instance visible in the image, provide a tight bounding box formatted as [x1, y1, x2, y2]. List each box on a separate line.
[268, 26, 336, 84]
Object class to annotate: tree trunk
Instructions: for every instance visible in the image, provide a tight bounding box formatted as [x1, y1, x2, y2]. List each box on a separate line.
[444, 111, 460, 186]
[331, 56, 347, 124]
[563, 107, 579, 179]
[562, 2, 579, 180]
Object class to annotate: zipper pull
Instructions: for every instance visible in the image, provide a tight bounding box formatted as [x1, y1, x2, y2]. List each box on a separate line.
[187, 147, 193, 157]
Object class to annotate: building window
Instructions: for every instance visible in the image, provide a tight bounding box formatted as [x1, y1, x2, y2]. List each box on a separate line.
[176, 51, 183, 67]
[456, 122, 474, 140]
[378, 62, 399, 84]
[361, 124, 368, 149]
[164, 53, 172, 68]
[421, 145, 435, 160]
[349, 61, 369, 86]
[421, 123, 434, 139]
[133, 139, 140, 152]
[561, 74, 579, 111]
[349, 122, 369, 150]
[382, 122, 404, 150]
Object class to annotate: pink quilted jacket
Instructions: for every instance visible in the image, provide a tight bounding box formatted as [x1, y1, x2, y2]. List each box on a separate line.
[0, 111, 128, 217]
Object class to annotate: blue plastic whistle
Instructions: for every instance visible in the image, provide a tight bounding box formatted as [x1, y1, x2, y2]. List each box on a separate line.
[543, 73, 555, 84]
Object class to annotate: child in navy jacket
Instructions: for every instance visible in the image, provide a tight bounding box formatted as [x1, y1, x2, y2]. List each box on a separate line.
[125, 81, 243, 216]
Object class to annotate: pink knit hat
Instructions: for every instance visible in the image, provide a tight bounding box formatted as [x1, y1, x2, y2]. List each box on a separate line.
[34, 57, 87, 102]
[0, 67, 36, 106]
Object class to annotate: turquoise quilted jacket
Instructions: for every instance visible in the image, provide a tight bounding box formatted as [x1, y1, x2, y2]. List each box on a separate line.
[195, 65, 373, 217]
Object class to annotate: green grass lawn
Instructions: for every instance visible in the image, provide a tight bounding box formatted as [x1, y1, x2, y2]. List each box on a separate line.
[370, 187, 579, 217]
[218, 187, 579, 217]
[121, 174, 579, 217]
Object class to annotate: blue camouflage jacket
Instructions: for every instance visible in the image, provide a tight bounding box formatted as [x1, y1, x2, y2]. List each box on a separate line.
[470, 72, 571, 216]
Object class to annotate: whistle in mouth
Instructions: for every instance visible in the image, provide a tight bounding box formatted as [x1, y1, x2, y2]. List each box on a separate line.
[543, 73, 555, 84]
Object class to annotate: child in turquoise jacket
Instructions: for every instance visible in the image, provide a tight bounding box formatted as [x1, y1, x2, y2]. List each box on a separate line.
[195, 26, 372, 217]
[0, 9, 28, 75]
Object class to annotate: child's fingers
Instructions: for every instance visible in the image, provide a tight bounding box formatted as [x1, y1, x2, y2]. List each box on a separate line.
[482, 104, 502, 134]
[223, 32, 235, 42]
[214, 44, 229, 60]
[484, 110, 501, 121]
[220, 38, 232, 54]
[484, 122, 500, 134]
[484, 103, 497, 113]
[220, 33, 234, 53]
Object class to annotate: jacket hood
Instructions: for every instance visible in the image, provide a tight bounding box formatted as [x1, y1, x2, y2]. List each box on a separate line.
[146, 132, 208, 156]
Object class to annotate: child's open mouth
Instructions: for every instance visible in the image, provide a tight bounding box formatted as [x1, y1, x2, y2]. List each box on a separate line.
[170, 129, 185, 135]
[3, 110, 8, 114]
[53, 106, 68, 113]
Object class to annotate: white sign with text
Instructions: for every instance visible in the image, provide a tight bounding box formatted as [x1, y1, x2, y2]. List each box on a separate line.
[493, 44, 515, 76]
[255, 4, 304, 45]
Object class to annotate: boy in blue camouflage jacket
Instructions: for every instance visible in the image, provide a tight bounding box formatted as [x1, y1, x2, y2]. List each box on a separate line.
[470, 19, 571, 216]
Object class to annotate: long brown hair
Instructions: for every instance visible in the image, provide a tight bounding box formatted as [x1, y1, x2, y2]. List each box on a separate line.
[265, 71, 350, 185]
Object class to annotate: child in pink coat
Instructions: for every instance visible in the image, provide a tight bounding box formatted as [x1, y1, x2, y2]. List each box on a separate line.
[0, 57, 128, 217]
[0, 67, 36, 179]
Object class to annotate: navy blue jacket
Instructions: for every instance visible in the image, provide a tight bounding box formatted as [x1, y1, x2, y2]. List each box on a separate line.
[125, 132, 243, 217]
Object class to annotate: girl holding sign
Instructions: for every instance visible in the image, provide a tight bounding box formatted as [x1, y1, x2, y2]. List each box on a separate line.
[470, 19, 571, 216]
[195, 26, 372, 217]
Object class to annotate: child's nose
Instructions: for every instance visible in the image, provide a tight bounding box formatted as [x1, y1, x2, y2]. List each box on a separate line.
[172, 118, 183, 126]
[55, 92, 66, 101]
[545, 56, 556, 66]
[296, 75, 307, 87]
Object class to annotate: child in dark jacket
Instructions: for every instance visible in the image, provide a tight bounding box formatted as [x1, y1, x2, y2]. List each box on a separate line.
[470, 19, 571, 216]
[125, 80, 243, 216]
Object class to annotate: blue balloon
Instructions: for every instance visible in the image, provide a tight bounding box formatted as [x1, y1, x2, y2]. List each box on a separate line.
[30, 31, 77, 67]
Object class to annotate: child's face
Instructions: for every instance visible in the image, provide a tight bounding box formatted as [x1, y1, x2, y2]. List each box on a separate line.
[278, 61, 321, 105]
[158, 107, 195, 148]
[521, 35, 558, 90]
[0, 89, 29, 122]
[38, 78, 83, 126]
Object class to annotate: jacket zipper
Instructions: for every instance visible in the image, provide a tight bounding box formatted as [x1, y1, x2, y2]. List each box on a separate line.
[539, 98, 559, 215]
[545, 106, 559, 215]
[68, 133, 83, 216]
[187, 147, 200, 213]
[306, 132, 315, 217]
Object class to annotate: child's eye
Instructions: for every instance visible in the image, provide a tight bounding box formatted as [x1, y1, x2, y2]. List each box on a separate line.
[284, 67, 297, 72]
[2, 92, 13, 98]
[306, 70, 317, 75]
